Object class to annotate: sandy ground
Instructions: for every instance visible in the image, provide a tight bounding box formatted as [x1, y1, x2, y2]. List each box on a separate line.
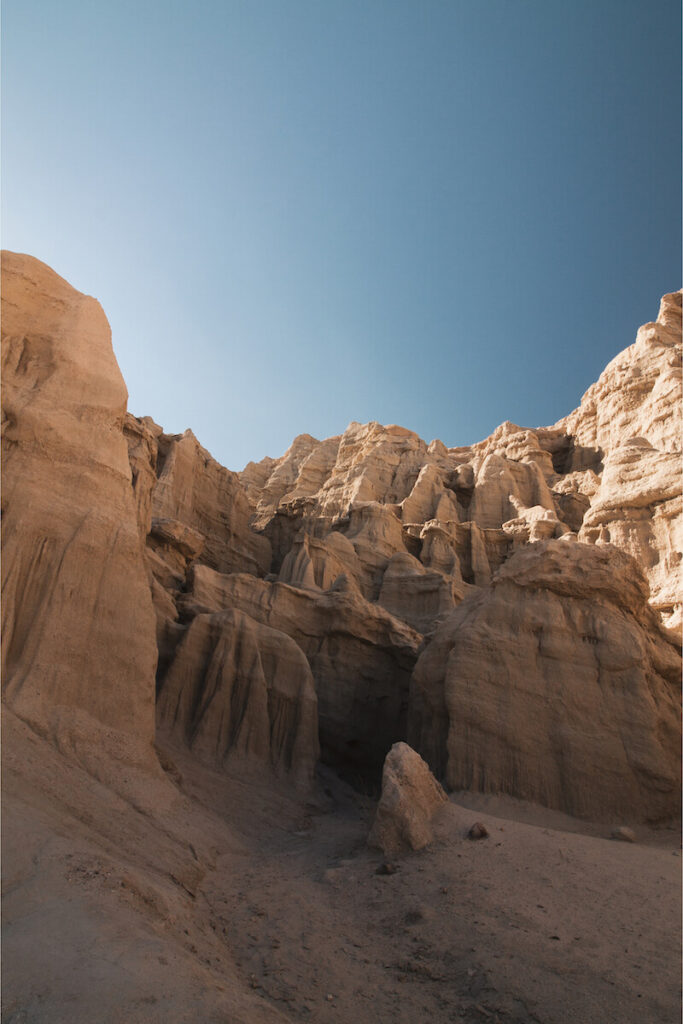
[2, 713, 681, 1024]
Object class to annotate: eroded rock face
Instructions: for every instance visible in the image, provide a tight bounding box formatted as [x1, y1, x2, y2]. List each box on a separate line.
[560, 293, 682, 457]
[560, 292, 682, 631]
[1, 252, 157, 745]
[157, 609, 319, 786]
[150, 426, 272, 577]
[410, 541, 681, 822]
[368, 742, 448, 855]
[239, 294, 681, 640]
[3, 252, 680, 823]
[377, 552, 462, 634]
[172, 565, 422, 782]
[579, 439, 682, 631]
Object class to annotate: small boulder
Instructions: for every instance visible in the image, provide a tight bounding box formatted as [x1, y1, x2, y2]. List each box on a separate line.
[610, 827, 636, 843]
[368, 742, 448, 856]
[375, 862, 398, 875]
[468, 822, 489, 840]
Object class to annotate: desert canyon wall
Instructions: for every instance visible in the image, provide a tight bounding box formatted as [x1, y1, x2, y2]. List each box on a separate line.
[2, 251, 681, 823]
[1, 254, 158, 752]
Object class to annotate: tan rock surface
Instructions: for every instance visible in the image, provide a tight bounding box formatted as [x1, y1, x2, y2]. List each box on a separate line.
[558, 291, 682, 456]
[2, 254, 681, 1024]
[341, 500, 408, 598]
[179, 565, 422, 781]
[318, 421, 431, 516]
[239, 293, 681, 639]
[368, 742, 448, 855]
[377, 551, 461, 633]
[410, 540, 681, 822]
[278, 530, 366, 594]
[579, 438, 682, 632]
[468, 452, 556, 530]
[157, 609, 319, 785]
[151, 427, 272, 576]
[1, 252, 157, 745]
[123, 413, 163, 539]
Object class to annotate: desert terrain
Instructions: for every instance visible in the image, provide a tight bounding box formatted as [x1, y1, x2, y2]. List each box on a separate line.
[2, 251, 681, 1023]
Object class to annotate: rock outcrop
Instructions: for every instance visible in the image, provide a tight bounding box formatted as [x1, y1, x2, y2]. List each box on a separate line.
[157, 608, 319, 786]
[239, 293, 681, 638]
[3, 254, 680, 1024]
[2, 251, 680, 822]
[561, 291, 682, 632]
[1, 252, 158, 746]
[170, 565, 422, 782]
[368, 742, 448, 855]
[409, 540, 681, 822]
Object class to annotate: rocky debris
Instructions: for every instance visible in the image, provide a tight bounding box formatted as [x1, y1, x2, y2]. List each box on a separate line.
[368, 742, 448, 855]
[1, 252, 157, 747]
[611, 827, 637, 843]
[410, 540, 681, 822]
[468, 822, 489, 840]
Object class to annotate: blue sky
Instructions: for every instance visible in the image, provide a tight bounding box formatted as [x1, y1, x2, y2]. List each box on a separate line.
[3, 0, 681, 470]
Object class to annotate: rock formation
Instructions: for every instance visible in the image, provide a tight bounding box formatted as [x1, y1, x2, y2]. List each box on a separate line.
[2, 251, 680, 822]
[167, 565, 421, 782]
[156, 608, 319, 786]
[1, 252, 158, 748]
[409, 540, 681, 822]
[368, 742, 448, 855]
[562, 291, 682, 631]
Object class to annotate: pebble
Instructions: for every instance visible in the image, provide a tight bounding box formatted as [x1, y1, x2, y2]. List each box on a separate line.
[468, 822, 489, 840]
[610, 827, 636, 843]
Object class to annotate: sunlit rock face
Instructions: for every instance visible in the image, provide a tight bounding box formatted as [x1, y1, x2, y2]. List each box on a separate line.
[2, 250, 680, 820]
[561, 291, 683, 633]
[1, 252, 158, 750]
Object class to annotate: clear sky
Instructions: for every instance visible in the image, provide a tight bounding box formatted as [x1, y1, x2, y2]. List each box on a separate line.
[3, 0, 681, 470]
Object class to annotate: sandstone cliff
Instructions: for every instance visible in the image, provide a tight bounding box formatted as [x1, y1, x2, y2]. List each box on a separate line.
[409, 540, 680, 821]
[2, 251, 680, 820]
[1, 253, 158, 750]
[2, 253, 681, 1024]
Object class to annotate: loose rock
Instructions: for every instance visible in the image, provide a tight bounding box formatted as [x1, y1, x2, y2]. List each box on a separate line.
[368, 743, 448, 856]
[468, 822, 489, 840]
[611, 827, 637, 843]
